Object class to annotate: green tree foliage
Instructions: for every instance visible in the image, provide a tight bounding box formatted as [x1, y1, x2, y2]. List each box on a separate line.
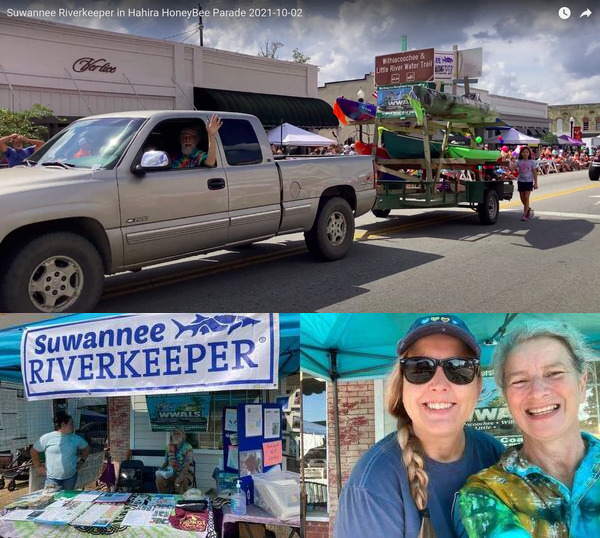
[0, 104, 54, 140]
[540, 132, 558, 145]
[291, 48, 310, 64]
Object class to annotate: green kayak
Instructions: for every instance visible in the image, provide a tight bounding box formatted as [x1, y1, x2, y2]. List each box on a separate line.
[446, 146, 502, 161]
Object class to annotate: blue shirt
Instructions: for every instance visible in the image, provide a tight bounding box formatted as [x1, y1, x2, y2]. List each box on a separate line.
[334, 428, 504, 538]
[5, 146, 35, 167]
[33, 431, 88, 480]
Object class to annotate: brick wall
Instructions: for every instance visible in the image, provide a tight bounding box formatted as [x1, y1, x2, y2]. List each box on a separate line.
[305, 521, 329, 538]
[108, 396, 130, 463]
[326, 380, 375, 536]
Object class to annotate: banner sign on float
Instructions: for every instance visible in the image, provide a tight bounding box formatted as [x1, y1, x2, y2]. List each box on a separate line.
[21, 313, 279, 401]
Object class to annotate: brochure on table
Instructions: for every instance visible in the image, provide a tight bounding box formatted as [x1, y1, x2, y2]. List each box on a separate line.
[223, 403, 283, 504]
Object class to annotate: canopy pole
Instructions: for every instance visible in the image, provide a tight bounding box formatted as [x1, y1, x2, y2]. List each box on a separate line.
[299, 370, 307, 538]
[331, 350, 342, 498]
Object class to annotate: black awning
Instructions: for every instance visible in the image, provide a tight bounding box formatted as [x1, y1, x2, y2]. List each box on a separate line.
[194, 87, 338, 129]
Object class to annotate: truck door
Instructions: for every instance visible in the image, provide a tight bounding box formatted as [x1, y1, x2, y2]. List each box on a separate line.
[219, 118, 281, 244]
[117, 117, 229, 266]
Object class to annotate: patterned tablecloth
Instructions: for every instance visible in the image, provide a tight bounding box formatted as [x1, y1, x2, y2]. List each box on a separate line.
[0, 492, 217, 538]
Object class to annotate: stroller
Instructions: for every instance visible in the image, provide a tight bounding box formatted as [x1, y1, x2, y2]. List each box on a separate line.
[0, 446, 32, 491]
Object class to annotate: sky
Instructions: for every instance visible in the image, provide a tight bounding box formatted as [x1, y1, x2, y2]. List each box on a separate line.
[2, 0, 600, 105]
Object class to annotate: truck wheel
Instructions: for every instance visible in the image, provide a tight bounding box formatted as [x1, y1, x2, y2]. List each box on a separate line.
[0, 477, 5, 489]
[589, 166, 600, 181]
[304, 197, 355, 261]
[477, 189, 499, 225]
[0, 232, 104, 313]
[7, 480, 15, 492]
[372, 209, 391, 218]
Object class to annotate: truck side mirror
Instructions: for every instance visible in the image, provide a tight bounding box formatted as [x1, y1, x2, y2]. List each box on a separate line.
[134, 150, 170, 173]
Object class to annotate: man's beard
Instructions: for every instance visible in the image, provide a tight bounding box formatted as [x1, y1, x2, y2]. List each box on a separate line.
[181, 145, 194, 157]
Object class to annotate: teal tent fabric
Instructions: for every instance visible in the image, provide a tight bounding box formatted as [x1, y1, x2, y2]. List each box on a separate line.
[300, 313, 600, 381]
[0, 313, 299, 383]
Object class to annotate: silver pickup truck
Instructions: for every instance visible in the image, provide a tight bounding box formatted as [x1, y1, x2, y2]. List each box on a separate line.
[0, 111, 375, 312]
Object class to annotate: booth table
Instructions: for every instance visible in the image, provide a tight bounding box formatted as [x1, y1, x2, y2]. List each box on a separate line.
[221, 505, 299, 538]
[0, 491, 217, 538]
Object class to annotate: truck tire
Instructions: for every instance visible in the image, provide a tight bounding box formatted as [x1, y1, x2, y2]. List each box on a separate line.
[372, 209, 391, 218]
[304, 197, 355, 261]
[0, 232, 104, 313]
[589, 166, 600, 181]
[477, 189, 499, 225]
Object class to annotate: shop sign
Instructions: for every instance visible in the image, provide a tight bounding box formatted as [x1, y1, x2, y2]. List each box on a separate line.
[146, 393, 211, 432]
[21, 313, 279, 401]
[72, 57, 117, 74]
[375, 48, 434, 86]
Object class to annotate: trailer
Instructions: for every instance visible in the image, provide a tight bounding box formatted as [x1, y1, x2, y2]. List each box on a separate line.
[353, 86, 515, 224]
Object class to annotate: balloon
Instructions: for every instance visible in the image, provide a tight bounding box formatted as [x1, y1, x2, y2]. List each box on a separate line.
[512, 151, 518, 157]
[498, 137, 503, 143]
[501, 146, 508, 152]
[466, 134, 471, 138]
[476, 136, 482, 143]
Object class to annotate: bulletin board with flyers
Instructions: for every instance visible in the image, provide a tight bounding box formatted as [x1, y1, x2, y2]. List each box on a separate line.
[222, 403, 283, 483]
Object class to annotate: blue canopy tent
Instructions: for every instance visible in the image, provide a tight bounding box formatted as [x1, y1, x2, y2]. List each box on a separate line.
[300, 313, 600, 494]
[0, 313, 299, 383]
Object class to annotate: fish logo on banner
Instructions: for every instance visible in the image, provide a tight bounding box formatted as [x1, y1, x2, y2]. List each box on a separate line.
[172, 315, 261, 338]
[21, 313, 278, 401]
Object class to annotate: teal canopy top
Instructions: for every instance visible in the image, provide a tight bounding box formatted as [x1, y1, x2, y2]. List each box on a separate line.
[300, 313, 600, 381]
[0, 313, 299, 383]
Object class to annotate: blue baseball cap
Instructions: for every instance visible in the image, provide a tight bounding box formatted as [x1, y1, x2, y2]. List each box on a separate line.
[397, 314, 480, 358]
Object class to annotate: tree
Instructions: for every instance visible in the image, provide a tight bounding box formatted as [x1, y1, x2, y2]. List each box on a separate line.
[291, 48, 310, 64]
[540, 132, 558, 145]
[0, 104, 54, 140]
[258, 39, 284, 59]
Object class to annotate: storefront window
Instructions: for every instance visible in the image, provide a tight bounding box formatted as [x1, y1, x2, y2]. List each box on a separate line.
[185, 390, 262, 450]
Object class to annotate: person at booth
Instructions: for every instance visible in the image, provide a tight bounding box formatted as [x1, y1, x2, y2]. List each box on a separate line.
[155, 429, 194, 494]
[30, 411, 90, 491]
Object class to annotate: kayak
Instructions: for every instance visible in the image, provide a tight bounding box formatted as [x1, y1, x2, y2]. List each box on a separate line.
[446, 146, 502, 161]
[354, 140, 390, 159]
[335, 98, 377, 121]
[381, 130, 443, 159]
[410, 86, 500, 124]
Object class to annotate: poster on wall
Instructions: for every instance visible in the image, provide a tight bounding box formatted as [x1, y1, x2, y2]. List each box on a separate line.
[224, 409, 237, 432]
[21, 313, 280, 401]
[263, 408, 281, 439]
[146, 393, 211, 432]
[244, 405, 262, 437]
[239, 450, 263, 476]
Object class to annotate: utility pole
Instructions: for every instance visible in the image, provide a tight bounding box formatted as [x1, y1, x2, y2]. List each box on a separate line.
[198, 3, 204, 46]
[401, 35, 407, 52]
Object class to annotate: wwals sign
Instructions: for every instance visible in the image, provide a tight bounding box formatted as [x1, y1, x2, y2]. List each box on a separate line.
[21, 313, 279, 401]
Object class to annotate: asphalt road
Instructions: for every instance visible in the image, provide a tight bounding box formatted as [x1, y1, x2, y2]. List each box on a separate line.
[97, 169, 600, 313]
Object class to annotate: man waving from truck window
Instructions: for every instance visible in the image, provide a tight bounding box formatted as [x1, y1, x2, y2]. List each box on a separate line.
[171, 114, 222, 169]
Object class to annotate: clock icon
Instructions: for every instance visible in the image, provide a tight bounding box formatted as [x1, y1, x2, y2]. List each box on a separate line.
[558, 6, 571, 19]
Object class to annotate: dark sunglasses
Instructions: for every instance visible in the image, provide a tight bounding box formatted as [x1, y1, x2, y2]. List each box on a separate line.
[399, 357, 480, 385]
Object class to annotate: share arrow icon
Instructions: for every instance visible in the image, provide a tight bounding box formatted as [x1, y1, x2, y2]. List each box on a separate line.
[580, 8, 592, 17]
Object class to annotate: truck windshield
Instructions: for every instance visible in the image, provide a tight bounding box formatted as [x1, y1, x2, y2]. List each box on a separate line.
[29, 117, 146, 169]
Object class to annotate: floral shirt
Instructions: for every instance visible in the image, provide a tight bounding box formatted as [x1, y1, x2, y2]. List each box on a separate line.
[456, 432, 600, 538]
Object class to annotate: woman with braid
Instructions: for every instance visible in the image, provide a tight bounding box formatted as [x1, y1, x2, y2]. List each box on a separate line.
[334, 315, 504, 538]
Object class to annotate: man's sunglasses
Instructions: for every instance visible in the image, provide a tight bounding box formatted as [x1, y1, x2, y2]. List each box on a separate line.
[399, 357, 480, 385]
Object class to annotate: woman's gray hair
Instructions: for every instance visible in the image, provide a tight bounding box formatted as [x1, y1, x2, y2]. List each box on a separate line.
[494, 320, 593, 392]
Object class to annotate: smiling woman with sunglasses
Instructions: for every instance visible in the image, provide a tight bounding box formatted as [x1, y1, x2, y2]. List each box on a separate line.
[334, 315, 504, 538]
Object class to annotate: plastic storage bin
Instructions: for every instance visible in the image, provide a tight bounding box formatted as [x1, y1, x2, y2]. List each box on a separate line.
[251, 470, 300, 520]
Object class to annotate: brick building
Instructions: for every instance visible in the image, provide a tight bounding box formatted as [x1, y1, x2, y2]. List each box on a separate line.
[548, 103, 600, 140]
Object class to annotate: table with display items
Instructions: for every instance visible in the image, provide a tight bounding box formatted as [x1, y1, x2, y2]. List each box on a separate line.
[221, 504, 300, 538]
[0, 490, 217, 538]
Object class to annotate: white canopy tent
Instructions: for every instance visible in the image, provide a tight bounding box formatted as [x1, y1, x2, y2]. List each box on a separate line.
[489, 128, 539, 145]
[267, 123, 336, 147]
